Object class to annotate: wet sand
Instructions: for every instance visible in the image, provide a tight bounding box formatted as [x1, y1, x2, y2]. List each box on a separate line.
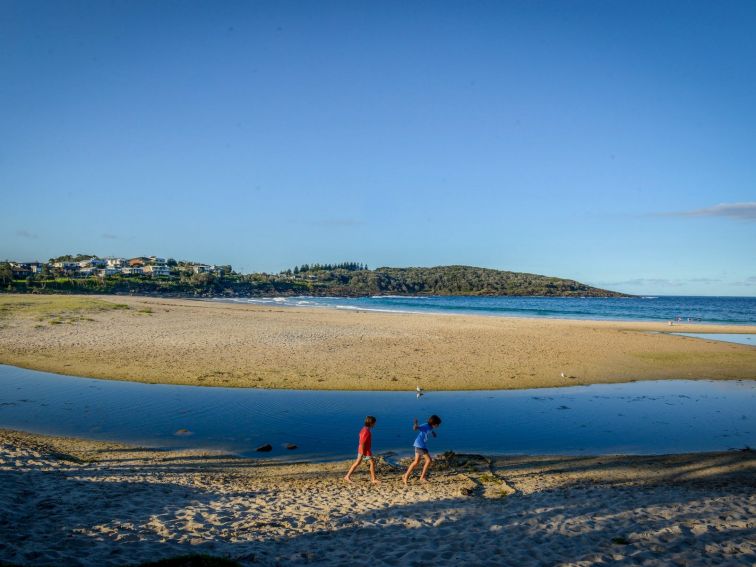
[1, 294, 755, 390]
[1, 429, 753, 566]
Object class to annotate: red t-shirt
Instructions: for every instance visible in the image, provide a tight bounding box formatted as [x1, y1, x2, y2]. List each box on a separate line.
[358, 426, 372, 456]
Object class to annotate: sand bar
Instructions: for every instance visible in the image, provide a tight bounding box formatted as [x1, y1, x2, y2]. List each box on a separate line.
[1, 294, 755, 390]
[0, 429, 753, 566]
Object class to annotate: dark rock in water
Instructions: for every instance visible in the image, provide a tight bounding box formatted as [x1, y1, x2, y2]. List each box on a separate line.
[174, 428, 193, 436]
[256, 443, 273, 452]
[285, 443, 298, 450]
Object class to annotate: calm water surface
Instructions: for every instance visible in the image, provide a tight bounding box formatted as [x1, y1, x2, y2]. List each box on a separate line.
[673, 333, 756, 346]
[1, 365, 753, 460]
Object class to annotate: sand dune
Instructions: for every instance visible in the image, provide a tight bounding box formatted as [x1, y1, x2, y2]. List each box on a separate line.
[0, 429, 753, 566]
[1, 294, 755, 390]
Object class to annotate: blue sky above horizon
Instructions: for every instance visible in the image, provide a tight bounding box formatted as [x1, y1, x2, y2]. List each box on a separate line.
[2, 1, 755, 296]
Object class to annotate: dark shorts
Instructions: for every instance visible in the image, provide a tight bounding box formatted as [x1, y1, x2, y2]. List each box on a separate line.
[414, 447, 429, 456]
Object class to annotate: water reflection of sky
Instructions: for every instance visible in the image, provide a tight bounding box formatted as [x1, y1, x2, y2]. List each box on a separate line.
[0, 365, 753, 461]
[672, 333, 756, 347]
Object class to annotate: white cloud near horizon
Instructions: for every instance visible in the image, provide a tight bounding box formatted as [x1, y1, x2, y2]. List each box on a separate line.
[597, 276, 755, 289]
[732, 276, 756, 287]
[600, 278, 685, 287]
[658, 202, 756, 221]
[16, 229, 38, 239]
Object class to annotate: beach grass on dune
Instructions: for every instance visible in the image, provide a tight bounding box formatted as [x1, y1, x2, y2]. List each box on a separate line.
[0, 294, 129, 325]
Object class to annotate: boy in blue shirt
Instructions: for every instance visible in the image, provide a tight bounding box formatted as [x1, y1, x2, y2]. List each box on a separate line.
[402, 415, 442, 484]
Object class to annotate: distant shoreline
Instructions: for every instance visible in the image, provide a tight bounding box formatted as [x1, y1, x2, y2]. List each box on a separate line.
[204, 295, 756, 327]
[2, 262, 631, 298]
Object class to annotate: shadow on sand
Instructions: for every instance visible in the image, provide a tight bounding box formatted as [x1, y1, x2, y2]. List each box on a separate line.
[1, 443, 754, 566]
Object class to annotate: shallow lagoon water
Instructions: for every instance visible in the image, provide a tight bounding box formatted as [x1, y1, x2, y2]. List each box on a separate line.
[0, 365, 753, 460]
[672, 333, 756, 347]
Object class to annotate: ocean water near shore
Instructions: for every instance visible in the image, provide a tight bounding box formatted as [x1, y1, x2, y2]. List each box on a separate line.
[213, 295, 756, 325]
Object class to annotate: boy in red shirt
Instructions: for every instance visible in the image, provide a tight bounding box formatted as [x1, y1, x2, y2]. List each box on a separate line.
[344, 416, 379, 484]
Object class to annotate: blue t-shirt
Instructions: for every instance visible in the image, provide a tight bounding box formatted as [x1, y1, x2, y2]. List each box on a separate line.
[413, 423, 433, 449]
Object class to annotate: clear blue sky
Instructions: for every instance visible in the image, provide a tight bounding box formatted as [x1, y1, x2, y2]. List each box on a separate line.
[2, 1, 755, 296]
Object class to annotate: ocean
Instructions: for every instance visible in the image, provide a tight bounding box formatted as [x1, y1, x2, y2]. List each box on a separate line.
[212, 295, 756, 325]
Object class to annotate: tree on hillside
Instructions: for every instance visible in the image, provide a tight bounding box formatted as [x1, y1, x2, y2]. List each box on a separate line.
[49, 253, 96, 263]
[0, 262, 12, 285]
[190, 272, 215, 286]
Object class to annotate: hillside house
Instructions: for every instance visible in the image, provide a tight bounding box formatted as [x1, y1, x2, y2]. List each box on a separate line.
[10, 263, 32, 278]
[144, 265, 170, 277]
[98, 268, 120, 277]
[78, 258, 107, 268]
[121, 266, 144, 275]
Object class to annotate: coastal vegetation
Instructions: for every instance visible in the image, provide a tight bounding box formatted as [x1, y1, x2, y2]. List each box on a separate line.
[0, 295, 129, 327]
[319, 265, 625, 297]
[1, 258, 627, 298]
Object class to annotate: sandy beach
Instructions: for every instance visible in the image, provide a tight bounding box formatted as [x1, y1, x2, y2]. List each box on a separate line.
[0, 429, 753, 566]
[2, 297, 754, 565]
[1, 294, 755, 390]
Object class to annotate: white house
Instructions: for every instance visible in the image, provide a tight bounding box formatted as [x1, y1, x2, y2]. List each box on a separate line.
[10, 262, 45, 275]
[148, 256, 166, 265]
[121, 266, 144, 275]
[79, 267, 99, 277]
[53, 261, 79, 270]
[98, 268, 120, 277]
[192, 264, 212, 274]
[144, 265, 170, 277]
[106, 258, 125, 268]
[78, 258, 106, 268]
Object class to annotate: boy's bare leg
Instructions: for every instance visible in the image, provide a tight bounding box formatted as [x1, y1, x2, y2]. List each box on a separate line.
[419, 455, 433, 482]
[402, 454, 421, 485]
[368, 458, 380, 484]
[344, 455, 363, 483]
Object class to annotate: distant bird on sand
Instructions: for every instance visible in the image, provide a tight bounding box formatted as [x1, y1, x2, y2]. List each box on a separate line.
[416, 385, 424, 399]
[560, 372, 566, 378]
